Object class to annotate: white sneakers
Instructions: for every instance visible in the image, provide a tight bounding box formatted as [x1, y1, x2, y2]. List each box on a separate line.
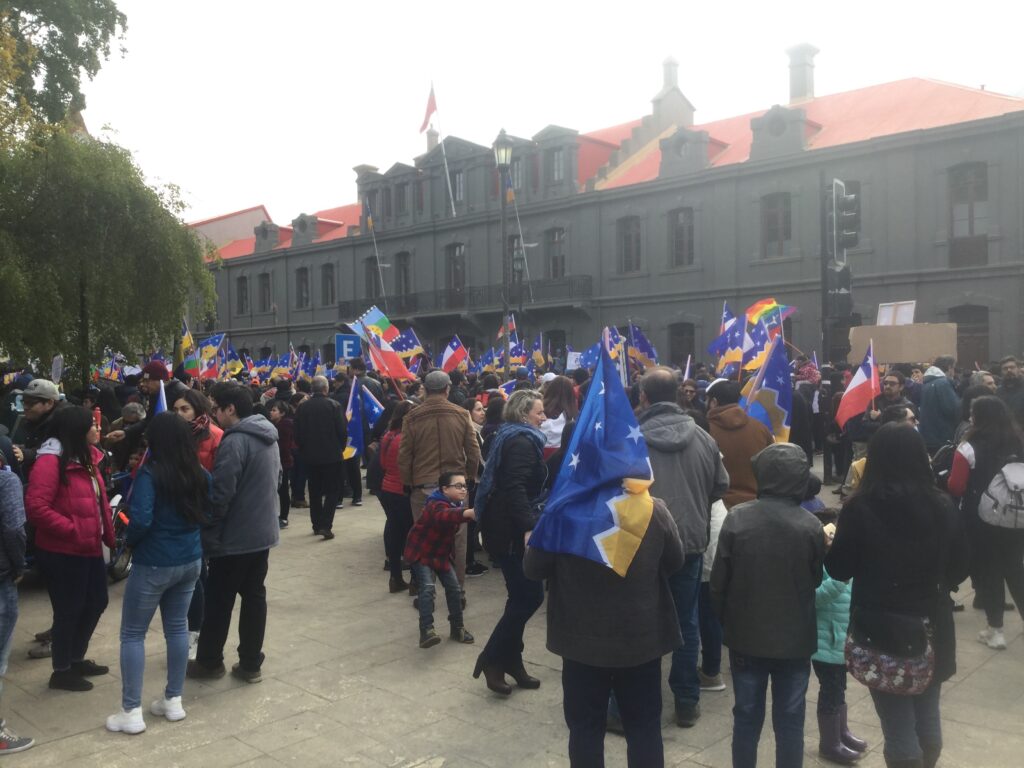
[106, 697, 186, 734]
[188, 631, 200, 661]
[151, 696, 187, 722]
[105, 708, 146, 735]
[978, 626, 1007, 650]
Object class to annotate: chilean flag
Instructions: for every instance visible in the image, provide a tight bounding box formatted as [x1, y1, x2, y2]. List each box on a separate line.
[441, 336, 468, 373]
[367, 335, 416, 381]
[835, 340, 880, 431]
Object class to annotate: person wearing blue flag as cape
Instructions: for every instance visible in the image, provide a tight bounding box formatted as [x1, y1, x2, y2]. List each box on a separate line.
[523, 346, 685, 768]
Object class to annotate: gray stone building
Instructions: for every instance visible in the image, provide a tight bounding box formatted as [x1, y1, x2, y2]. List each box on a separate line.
[195, 47, 1024, 369]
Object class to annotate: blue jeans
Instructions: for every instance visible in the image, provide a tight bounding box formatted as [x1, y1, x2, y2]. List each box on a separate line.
[0, 580, 17, 709]
[563, 657, 663, 768]
[698, 581, 722, 676]
[120, 559, 202, 710]
[870, 683, 942, 762]
[668, 553, 702, 708]
[480, 553, 544, 666]
[730, 651, 810, 768]
[410, 562, 462, 632]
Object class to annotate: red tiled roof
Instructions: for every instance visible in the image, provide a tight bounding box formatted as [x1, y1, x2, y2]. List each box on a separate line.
[582, 119, 642, 146]
[577, 136, 619, 188]
[188, 205, 271, 228]
[215, 237, 257, 261]
[314, 203, 362, 223]
[601, 78, 1024, 190]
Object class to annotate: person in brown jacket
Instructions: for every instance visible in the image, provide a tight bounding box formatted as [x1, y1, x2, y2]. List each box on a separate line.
[706, 380, 774, 509]
[399, 371, 481, 594]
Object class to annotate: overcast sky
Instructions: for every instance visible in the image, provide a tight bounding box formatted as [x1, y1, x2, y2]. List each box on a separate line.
[80, 0, 1024, 225]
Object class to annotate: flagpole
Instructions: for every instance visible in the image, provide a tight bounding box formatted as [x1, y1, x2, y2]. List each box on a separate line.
[433, 93, 457, 219]
[508, 176, 535, 304]
[367, 205, 389, 313]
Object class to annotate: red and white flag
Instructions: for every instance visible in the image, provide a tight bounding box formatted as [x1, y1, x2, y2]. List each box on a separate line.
[419, 85, 437, 133]
[367, 335, 416, 381]
[835, 340, 881, 430]
[441, 336, 468, 373]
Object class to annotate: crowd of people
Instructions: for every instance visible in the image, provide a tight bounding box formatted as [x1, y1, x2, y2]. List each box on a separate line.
[0, 348, 1021, 767]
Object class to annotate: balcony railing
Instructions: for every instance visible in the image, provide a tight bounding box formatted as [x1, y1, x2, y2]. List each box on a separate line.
[337, 276, 592, 321]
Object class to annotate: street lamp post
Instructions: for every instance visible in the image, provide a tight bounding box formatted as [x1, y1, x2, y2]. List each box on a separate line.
[494, 129, 513, 380]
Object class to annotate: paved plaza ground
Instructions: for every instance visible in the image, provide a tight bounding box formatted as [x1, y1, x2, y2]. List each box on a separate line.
[4, 486, 1024, 767]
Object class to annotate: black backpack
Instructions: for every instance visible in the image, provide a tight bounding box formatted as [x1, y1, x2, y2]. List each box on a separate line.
[931, 442, 956, 491]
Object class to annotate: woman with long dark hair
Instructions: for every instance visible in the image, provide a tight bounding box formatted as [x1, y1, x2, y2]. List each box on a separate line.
[106, 412, 208, 734]
[268, 399, 295, 529]
[540, 376, 578, 460]
[25, 406, 115, 692]
[947, 395, 1024, 650]
[826, 423, 968, 768]
[172, 389, 223, 472]
[379, 400, 417, 593]
[473, 390, 547, 695]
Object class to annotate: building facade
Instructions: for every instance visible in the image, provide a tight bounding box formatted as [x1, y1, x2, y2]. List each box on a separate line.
[196, 50, 1024, 370]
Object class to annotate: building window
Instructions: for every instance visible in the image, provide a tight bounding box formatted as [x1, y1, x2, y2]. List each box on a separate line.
[395, 183, 407, 215]
[761, 192, 791, 259]
[381, 188, 392, 219]
[364, 259, 382, 299]
[258, 272, 271, 313]
[546, 148, 565, 183]
[259, 346, 273, 360]
[449, 170, 464, 203]
[950, 304, 989, 366]
[546, 227, 566, 278]
[295, 267, 310, 308]
[321, 264, 335, 306]
[668, 322, 695, 368]
[511, 158, 523, 191]
[446, 243, 466, 292]
[236, 276, 249, 315]
[669, 208, 695, 267]
[415, 180, 424, 212]
[950, 162, 988, 267]
[395, 252, 412, 296]
[617, 216, 642, 273]
[322, 343, 336, 367]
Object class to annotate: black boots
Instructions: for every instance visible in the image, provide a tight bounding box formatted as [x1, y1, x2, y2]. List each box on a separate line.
[472, 654, 511, 695]
[840, 704, 868, 752]
[818, 712, 862, 764]
[504, 660, 540, 689]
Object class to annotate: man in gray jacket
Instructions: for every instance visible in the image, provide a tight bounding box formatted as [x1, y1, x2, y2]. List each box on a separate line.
[637, 367, 729, 727]
[710, 443, 825, 768]
[188, 382, 281, 684]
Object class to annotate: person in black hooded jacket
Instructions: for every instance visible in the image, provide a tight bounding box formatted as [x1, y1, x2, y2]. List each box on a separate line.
[826, 423, 968, 768]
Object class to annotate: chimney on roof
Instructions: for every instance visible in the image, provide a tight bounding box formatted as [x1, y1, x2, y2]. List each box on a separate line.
[253, 221, 281, 254]
[663, 57, 679, 89]
[786, 43, 819, 103]
[427, 127, 439, 152]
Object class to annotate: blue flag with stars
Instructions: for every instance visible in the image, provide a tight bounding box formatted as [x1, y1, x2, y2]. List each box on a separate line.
[529, 345, 655, 577]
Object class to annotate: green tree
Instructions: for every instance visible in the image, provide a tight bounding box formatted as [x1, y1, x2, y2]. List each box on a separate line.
[1, 1, 126, 125]
[0, 129, 215, 386]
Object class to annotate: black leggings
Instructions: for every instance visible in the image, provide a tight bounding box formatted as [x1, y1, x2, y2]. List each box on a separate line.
[378, 490, 413, 581]
[976, 523, 1024, 629]
[278, 471, 291, 521]
[35, 549, 108, 671]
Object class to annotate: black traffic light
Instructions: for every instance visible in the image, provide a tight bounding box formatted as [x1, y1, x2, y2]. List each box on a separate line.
[825, 179, 860, 265]
[826, 262, 853, 317]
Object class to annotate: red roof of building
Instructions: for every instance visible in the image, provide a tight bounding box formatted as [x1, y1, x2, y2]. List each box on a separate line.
[188, 204, 272, 228]
[600, 78, 1024, 190]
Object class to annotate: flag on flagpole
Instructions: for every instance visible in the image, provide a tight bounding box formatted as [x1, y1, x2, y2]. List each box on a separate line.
[441, 336, 469, 373]
[627, 324, 659, 371]
[682, 355, 692, 381]
[225, 343, 244, 376]
[741, 335, 793, 441]
[531, 333, 546, 368]
[367, 335, 416, 380]
[357, 305, 400, 343]
[197, 334, 226, 379]
[154, 380, 167, 415]
[419, 84, 437, 133]
[392, 328, 425, 360]
[742, 319, 772, 371]
[835, 340, 880, 430]
[527, 344, 654, 577]
[344, 381, 365, 460]
[178, 320, 201, 379]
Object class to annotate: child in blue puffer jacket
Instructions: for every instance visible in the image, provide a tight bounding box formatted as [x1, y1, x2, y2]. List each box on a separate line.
[813, 508, 868, 765]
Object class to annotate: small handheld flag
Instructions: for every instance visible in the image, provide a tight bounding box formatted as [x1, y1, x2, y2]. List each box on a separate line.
[835, 341, 880, 431]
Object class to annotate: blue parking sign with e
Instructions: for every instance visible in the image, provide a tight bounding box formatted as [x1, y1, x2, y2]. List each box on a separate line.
[335, 334, 362, 363]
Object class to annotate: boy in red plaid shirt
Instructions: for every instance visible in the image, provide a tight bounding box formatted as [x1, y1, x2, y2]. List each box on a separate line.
[404, 472, 476, 648]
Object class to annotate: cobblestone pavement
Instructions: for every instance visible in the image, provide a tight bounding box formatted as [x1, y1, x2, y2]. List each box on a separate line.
[4, 490, 1023, 767]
